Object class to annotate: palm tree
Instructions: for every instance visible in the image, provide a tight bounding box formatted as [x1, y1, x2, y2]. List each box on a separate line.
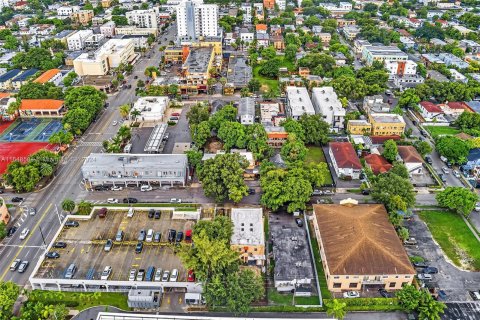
[40, 163, 53, 177]
[325, 299, 347, 320]
[77, 200, 93, 215]
[61, 198, 75, 213]
[118, 125, 131, 140]
[119, 104, 131, 119]
[130, 109, 141, 121]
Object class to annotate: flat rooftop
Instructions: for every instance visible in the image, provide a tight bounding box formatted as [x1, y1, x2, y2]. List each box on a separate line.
[227, 55, 252, 88]
[83, 153, 188, 170]
[370, 113, 405, 123]
[184, 47, 213, 74]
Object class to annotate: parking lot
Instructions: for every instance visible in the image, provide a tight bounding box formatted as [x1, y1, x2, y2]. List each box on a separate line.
[36, 207, 195, 282]
[404, 214, 480, 302]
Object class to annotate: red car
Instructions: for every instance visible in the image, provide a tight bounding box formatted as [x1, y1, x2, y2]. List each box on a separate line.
[171, 112, 180, 117]
[185, 229, 192, 242]
[187, 270, 195, 282]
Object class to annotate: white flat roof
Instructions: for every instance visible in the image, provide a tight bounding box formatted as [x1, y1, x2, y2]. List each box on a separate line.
[286, 86, 315, 117]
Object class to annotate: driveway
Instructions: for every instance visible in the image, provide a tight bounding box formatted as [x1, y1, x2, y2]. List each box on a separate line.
[404, 214, 480, 302]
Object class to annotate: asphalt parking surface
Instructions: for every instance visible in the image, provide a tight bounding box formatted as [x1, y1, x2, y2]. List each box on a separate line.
[36, 208, 194, 281]
[443, 302, 480, 320]
[405, 214, 480, 302]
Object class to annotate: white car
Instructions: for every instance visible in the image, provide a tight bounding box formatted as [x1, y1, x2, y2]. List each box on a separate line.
[343, 291, 360, 298]
[111, 186, 123, 191]
[107, 198, 118, 204]
[101, 266, 112, 280]
[127, 207, 135, 218]
[140, 185, 153, 192]
[453, 170, 460, 178]
[128, 269, 136, 281]
[442, 167, 449, 174]
[154, 268, 163, 281]
[418, 273, 432, 281]
[19, 228, 30, 240]
[29, 207, 36, 216]
[170, 198, 181, 203]
[145, 229, 154, 242]
[170, 269, 178, 282]
[112, 121, 118, 126]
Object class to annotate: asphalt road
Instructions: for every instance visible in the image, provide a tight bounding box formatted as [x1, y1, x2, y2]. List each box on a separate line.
[0, 26, 177, 287]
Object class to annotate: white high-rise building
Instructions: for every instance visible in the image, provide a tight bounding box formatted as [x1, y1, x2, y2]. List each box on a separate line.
[126, 9, 159, 29]
[241, 3, 252, 24]
[176, 0, 218, 40]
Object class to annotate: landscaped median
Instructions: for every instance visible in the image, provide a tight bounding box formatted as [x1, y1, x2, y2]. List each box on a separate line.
[418, 210, 480, 270]
[251, 298, 402, 312]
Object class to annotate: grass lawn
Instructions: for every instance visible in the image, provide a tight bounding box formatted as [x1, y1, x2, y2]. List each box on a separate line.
[268, 289, 320, 306]
[305, 146, 333, 185]
[424, 126, 461, 137]
[308, 222, 331, 299]
[30, 291, 130, 311]
[253, 57, 294, 93]
[418, 210, 480, 271]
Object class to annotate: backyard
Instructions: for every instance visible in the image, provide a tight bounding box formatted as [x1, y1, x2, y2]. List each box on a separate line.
[253, 57, 294, 93]
[305, 146, 333, 185]
[424, 126, 461, 137]
[418, 210, 480, 271]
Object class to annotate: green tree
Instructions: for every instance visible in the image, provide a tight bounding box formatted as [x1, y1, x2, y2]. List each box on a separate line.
[218, 121, 246, 150]
[112, 15, 128, 25]
[397, 227, 409, 241]
[261, 46, 276, 60]
[77, 200, 93, 215]
[435, 136, 470, 164]
[185, 150, 203, 170]
[325, 299, 347, 320]
[209, 104, 237, 130]
[191, 121, 211, 148]
[198, 153, 248, 203]
[284, 44, 298, 62]
[418, 289, 446, 320]
[62, 108, 91, 135]
[396, 284, 421, 312]
[17, 82, 63, 100]
[4, 164, 41, 192]
[414, 141, 433, 158]
[225, 269, 264, 314]
[12, 47, 63, 69]
[330, 76, 368, 100]
[455, 112, 480, 129]
[245, 123, 272, 160]
[436, 187, 479, 217]
[0, 222, 6, 240]
[247, 79, 260, 93]
[119, 104, 131, 119]
[3, 35, 18, 50]
[281, 118, 305, 141]
[298, 114, 330, 145]
[281, 134, 307, 163]
[187, 103, 210, 126]
[0, 281, 20, 320]
[398, 89, 421, 108]
[382, 139, 398, 162]
[259, 58, 282, 78]
[371, 172, 415, 212]
[61, 198, 75, 213]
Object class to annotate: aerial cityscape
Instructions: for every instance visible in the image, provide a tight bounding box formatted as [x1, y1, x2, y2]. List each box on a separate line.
[0, 0, 479, 319]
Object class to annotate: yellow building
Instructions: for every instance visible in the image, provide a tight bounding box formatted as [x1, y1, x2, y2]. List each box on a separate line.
[368, 113, 406, 136]
[347, 120, 371, 135]
[180, 47, 215, 94]
[71, 10, 94, 26]
[193, 37, 223, 55]
[101, 0, 112, 7]
[230, 208, 265, 266]
[164, 46, 189, 64]
[313, 201, 415, 293]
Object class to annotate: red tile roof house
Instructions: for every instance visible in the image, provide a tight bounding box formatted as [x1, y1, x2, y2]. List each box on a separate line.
[328, 142, 362, 180]
[397, 145, 424, 174]
[364, 153, 392, 175]
[418, 101, 443, 120]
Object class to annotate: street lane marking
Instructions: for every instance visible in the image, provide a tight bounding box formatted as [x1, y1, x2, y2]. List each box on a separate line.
[0, 203, 52, 281]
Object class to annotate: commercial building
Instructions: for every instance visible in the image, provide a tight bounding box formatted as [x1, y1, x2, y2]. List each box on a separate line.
[126, 9, 159, 29]
[285, 86, 315, 120]
[180, 47, 215, 94]
[313, 200, 415, 293]
[368, 113, 406, 136]
[363, 95, 390, 114]
[115, 27, 158, 36]
[362, 46, 408, 66]
[311, 87, 345, 132]
[176, 0, 218, 41]
[18, 99, 65, 118]
[11, 68, 38, 90]
[71, 10, 94, 25]
[130, 96, 169, 122]
[67, 30, 94, 50]
[384, 60, 417, 80]
[347, 119, 371, 135]
[73, 39, 135, 76]
[393, 74, 425, 90]
[237, 97, 255, 125]
[81, 153, 189, 187]
[329, 142, 362, 179]
[230, 208, 265, 266]
[33, 69, 62, 85]
[164, 46, 189, 64]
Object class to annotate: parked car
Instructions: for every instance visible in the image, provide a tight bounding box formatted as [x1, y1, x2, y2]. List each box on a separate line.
[361, 189, 370, 195]
[136, 269, 145, 281]
[135, 241, 143, 253]
[146, 229, 154, 242]
[470, 291, 480, 301]
[403, 238, 417, 245]
[439, 174, 447, 182]
[127, 207, 135, 217]
[378, 288, 391, 298]
[168, 229, 176, 242]
[115, 230, 124, 242]
[18, 261, 29, 273]
[101, 266, 112, 280]
[111, 186, 123, 191]
[64, 264, 77, 279]
[170, 269, 178, 281]
[343, 291, 360, 298]
[153, 231, 161, 243]
[7, 226, 17, 237]
[104, 239, 113, 252]
[438, 290, 447, 300]
[247, 188, 256, 195]
[10, 259, 21, 271]
[413, 261, 428, 268]
[53, 241, 67, 248]
[138, 229, 146, 241]
[425, 156, 433, 165]
[129, 269, 137, 281]
[29, 207, 36, 215]
[65, 221, 79, 228]
[453, 170, 460, 178]
[98, 207, 108, 218]
[94, 185, 109, 191]
[45, 252, 60, 259]
[417, 273, 433, 281]
[295, 218, 304, 227]
[107, 198, 118, 204]
[187, 270, 195, 282]
[176, 231, 184, 243]
[112, 121, 118, 126]
[171, 112, 180, 117]
[148, 209, 155, 219]
[140, 185, 153, 192]
[154, 211, 161, 219]
[170, 198, 181, 203]
[154, 268, 163, 281]
[162, 270, 170, 281]
[422, 267, 438, 274]
[123, 197, 138, 204]
[185, 229, 192, 242]
[11, 197, 23, 203]
[19, 228, 29, 240]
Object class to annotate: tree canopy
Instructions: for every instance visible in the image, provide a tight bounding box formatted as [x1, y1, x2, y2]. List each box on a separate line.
[435, 136, 470, 164]
[436, 187, 479, 217]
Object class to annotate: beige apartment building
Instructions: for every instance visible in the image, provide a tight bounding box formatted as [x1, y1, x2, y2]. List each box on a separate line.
[71, 10, 94, 26]
[313, 200, 415, 293]
[369, 113, 406, 136]
[74, 39, 134, 76]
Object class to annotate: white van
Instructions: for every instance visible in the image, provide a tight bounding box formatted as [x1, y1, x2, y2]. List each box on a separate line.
[146, 229, 154, 242]
[127, 207, 134, 218]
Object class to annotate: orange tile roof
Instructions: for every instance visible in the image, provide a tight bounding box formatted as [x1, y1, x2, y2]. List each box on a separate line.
[34, 69, 61, 84]
[0, 93, 10, 99]
[364, 154, 392, 175]
[256, 24, 267, 31]
[268, 132, 288, 138]
[19, 99, 64, 111]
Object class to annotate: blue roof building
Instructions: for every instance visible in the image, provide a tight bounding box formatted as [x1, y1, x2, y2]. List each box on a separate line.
[12, 69, 39, 82]
[0, 69, 21, 83]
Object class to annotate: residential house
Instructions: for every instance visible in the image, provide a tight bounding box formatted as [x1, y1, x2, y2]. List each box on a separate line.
[256, 33, 269, 47]
[369, 113, 406, 136]
[343, 26, 360, 40]
[240, 28, 254, 45]
[347, 120, 371, 135]
[426, 70, 449, 82]
[460, 40, 480, 53]
[354, 39, 371, 54]
[318, 33, 331, 44]
[311, 87, 345, 132]
[18, 99, 65, 118]
[449, 69, 468, 83]
[329, 142, 362, 179]
[285, 86, 315, 120]
[57, 5, 80, 16]
[71, 10, 94, 26]
[271, 35, 285, 50]
[363, 95, 390, 114]
[438, 53, 469, 69]
[440, 101, 472, 117]
[263, 0, 275, 9]
[241, 3, 252, 24]
[393, 74, 425, 90]
[255, 24, 267, 34]
[230, 208, 265, 267]
[33, 69, 62, 85]
[313, 201, 415, 293]
[0, 69, 21, 90]
[11, 69, 38, 90]
[453, 25, 473, 36]
[237, 97, 255, 125]
[265, 126, 288, 148]
[364, 154, 392, 175]
[399, 36, 415, 49]
[418, 101, 443, 120]
[226, 55, 252, 89]
[260, 102, 284, 126]
[397, 145, 423, 174]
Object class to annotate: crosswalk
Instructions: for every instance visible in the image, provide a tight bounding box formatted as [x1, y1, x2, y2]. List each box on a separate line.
[77, 141, 103, 147]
